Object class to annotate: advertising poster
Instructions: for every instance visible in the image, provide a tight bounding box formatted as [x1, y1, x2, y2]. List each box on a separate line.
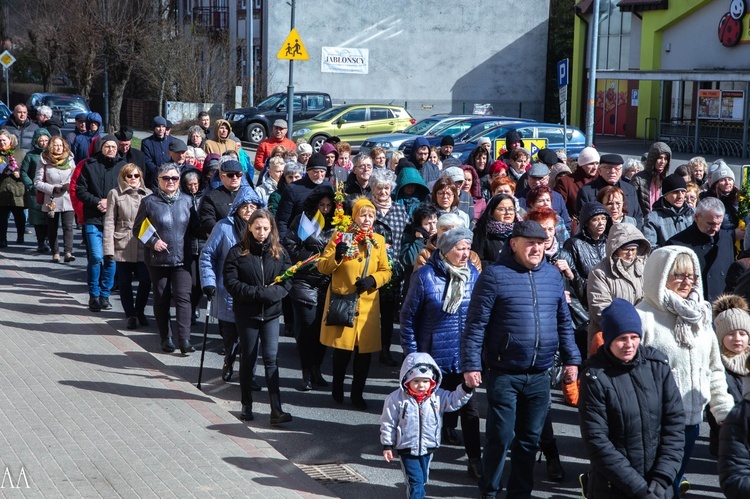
[698, 90, 721, 119]
[721, 90, 745, 120]
[321, 47, 369, 74]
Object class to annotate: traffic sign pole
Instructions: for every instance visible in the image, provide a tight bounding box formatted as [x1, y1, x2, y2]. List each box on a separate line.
[4, 68, 8, 108]
[557, 59, 569, 158]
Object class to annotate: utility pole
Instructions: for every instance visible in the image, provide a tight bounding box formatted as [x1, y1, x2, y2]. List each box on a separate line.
[286, 0, 295, 139]
[247, 0, 254, 106]
[102, 0, 110, 131]
[585, 0, 600, 146]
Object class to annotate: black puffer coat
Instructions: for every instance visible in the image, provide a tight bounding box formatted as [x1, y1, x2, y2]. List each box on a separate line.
[579, 345, 684, 498]
[223, 238, 292, 321]
[563, 201, 611, 294]
[133, 190, 199, 268]
[282, 185, 335, 306]
[718, 399, 750, 498]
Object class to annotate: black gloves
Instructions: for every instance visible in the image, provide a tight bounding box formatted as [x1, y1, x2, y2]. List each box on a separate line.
[644, 478, 668, 499]
[203, 286, 216, 299]
[334, 241, 348, 262]
[355, 276, 376, 294]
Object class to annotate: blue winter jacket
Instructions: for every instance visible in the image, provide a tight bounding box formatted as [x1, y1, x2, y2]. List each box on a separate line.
[198, 188, 265, 322]
[400, 250, 479, 374]
[72, 112, 103, 163]
[461, 241, 581, 373]
[141, 133, 171, 189]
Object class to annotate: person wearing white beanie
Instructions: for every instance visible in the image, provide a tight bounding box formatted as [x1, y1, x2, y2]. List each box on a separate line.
[554, 146, 599, 216]
[705, 159, 742, 238]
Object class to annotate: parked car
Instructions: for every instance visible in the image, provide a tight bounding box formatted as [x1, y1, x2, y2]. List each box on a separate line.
[224, 92, 332, 145]
[0, 101, 11, 128]
[358, 114, 466, 154]
[399, 116, 535, 157]
[450, 122, 587, 161]
[292, 104, 415, 151]
[27, 93, 90, 125]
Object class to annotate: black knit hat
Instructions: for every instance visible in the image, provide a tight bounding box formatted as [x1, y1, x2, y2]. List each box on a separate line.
[306, 152, 328, 171]
[441, 136, 455, 147]
[662, 173, 687, 195]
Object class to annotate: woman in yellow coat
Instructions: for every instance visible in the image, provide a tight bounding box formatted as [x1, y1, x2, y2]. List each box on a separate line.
[318, 197, 391, 409]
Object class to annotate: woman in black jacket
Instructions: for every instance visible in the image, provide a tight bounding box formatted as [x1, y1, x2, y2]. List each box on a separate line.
[224, 209, 292, 424]
[133, 162, 199, 354]
[283, 185, 335, 391]
[472, 193, 518, 268]
[563, 201, 612, 302]
[579, 298, 684, 499]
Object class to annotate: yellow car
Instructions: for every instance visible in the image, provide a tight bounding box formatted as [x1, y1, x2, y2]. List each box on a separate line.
[292, 104, 415, 151]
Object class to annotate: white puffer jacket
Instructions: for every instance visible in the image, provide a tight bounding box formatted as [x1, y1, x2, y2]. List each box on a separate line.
[637, 246, 734, 425]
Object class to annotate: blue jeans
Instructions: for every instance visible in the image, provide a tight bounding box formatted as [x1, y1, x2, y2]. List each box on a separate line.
[673, 423, 700, 497]
[400, 453, 433, 499]
[480, 369, 550, 498]
[84, 224, 115, 297]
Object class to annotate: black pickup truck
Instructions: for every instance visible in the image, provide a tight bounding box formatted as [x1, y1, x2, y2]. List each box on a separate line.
[225, 92, 332, 145]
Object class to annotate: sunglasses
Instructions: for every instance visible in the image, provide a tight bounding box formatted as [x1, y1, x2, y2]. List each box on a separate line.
[126, 173, 141, 179]
[222, 172, 242, 178]
[160, 176, 180, 182]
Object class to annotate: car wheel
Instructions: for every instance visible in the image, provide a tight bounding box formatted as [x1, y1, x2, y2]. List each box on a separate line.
[247, 123, 266, 144]
[311, 135, 328, 152]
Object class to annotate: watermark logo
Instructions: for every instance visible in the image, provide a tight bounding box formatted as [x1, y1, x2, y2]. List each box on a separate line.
[1, 466, 29, 489]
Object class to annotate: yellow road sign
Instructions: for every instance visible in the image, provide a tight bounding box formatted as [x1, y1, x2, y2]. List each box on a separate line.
[277, 28, 309, 61]
[0, 50, 16, 69]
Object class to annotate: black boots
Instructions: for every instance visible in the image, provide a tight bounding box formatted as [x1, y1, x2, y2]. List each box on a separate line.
[539, 438, 565, 482]
[310, 365, 328, 387]
[299, 369, 313, 391]
[269, 393, 292, 425]
[240, 404, 254, 421]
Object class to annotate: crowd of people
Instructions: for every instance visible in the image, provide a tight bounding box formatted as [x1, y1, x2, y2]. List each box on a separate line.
[3, 105, 750, 498]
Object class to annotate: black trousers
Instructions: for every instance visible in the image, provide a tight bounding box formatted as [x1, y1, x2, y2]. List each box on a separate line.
[332, 347, 371, 399]
[292, 301, 326, 370]
[148, 265, 192, 341]
[0, 207, 25, 242]
[441, 372, 482, 459]
[236, 316, 280, 405]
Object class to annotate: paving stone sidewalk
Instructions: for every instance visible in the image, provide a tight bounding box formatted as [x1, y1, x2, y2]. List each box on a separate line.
[0, 257, 334, 498]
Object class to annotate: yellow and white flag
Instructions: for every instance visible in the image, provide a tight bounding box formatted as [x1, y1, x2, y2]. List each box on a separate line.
[138, 218, 156, 244]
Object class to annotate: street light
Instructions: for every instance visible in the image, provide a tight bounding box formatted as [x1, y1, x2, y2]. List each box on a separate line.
[585, 0, 600, 146]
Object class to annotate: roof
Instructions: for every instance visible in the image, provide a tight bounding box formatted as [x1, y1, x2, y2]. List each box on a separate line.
[617, 0, 668, 12]
[576, 0, 668, 15]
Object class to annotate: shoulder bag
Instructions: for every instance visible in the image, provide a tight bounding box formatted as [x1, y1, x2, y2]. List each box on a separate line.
[325, 249, 371, 327]
[35, 166, 47, 205]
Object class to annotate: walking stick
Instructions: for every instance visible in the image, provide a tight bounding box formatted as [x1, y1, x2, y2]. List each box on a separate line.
[197, 298, 211, 391]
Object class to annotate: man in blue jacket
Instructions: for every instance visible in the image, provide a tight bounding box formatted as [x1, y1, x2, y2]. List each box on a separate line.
[141, 116, 171, 189]
[461, 220, 581, 498]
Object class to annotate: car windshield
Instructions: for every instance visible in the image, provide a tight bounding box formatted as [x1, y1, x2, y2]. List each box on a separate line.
[312, 106, 345, 122]
[0, 102, 10, 121]
[43, 96, 88, 111]
[403, 118, 443, 134]
[257, 94, 284, 109]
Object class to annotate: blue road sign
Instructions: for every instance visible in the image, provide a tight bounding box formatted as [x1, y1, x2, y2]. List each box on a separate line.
[557, 58, 569, 89]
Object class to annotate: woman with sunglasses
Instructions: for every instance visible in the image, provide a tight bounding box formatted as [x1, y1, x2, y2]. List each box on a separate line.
[104, 164, 152, 330]
[134, 162, 200, 354]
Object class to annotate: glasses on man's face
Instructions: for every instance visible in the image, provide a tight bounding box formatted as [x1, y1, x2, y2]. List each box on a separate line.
[357, 165, 373, 171]
[222, 172, 241, 179]
[160, 176, 180, 182]
[126, 173, 141, 179]
[600, 165, 622, 171]
[672, 272, 698, 283]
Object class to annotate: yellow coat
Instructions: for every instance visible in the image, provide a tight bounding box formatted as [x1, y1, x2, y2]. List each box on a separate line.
[318, 231, 392, 353]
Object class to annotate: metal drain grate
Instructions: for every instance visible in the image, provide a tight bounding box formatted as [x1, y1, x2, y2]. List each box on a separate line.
[296, 463, 367, 484]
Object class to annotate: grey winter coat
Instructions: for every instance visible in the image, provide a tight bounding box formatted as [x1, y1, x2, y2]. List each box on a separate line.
[103, 175, 151, 262]
[586, 223, 650, 346]
[642, 196, 693, 250]
[34, 156, 76, 213]
[133, 190, 199, 267]
[380, 352, 472, 456]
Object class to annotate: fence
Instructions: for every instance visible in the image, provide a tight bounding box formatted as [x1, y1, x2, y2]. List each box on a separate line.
[659, 120, 746, 157]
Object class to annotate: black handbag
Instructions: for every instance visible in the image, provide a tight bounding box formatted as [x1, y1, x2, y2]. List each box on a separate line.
[325, 250, 371, 327]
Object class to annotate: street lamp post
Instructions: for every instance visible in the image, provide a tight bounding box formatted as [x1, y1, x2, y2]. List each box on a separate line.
[585, 0, 600, 147]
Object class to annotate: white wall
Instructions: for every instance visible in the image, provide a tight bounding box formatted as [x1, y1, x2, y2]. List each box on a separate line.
[263, 0, 551, 121]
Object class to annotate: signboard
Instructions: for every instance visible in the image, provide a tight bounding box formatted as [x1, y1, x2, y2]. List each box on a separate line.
[721, 90, 745, 120]
[557, 59, 569, 88]
[321, 47, 368, 74]
[0, 50, 16, 69]
[698, 89, 744, 120]
[495, 138, 548, 161]
[698, 89, 721, 119]
[277, 28, 309, 60]
[631, 89, 639, 106]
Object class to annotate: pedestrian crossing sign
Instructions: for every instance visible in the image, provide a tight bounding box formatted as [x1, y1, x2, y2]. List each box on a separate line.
[277, 29, 309, 61]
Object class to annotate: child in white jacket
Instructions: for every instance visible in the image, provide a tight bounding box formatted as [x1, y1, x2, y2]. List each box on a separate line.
[380, 352, 472, 499]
